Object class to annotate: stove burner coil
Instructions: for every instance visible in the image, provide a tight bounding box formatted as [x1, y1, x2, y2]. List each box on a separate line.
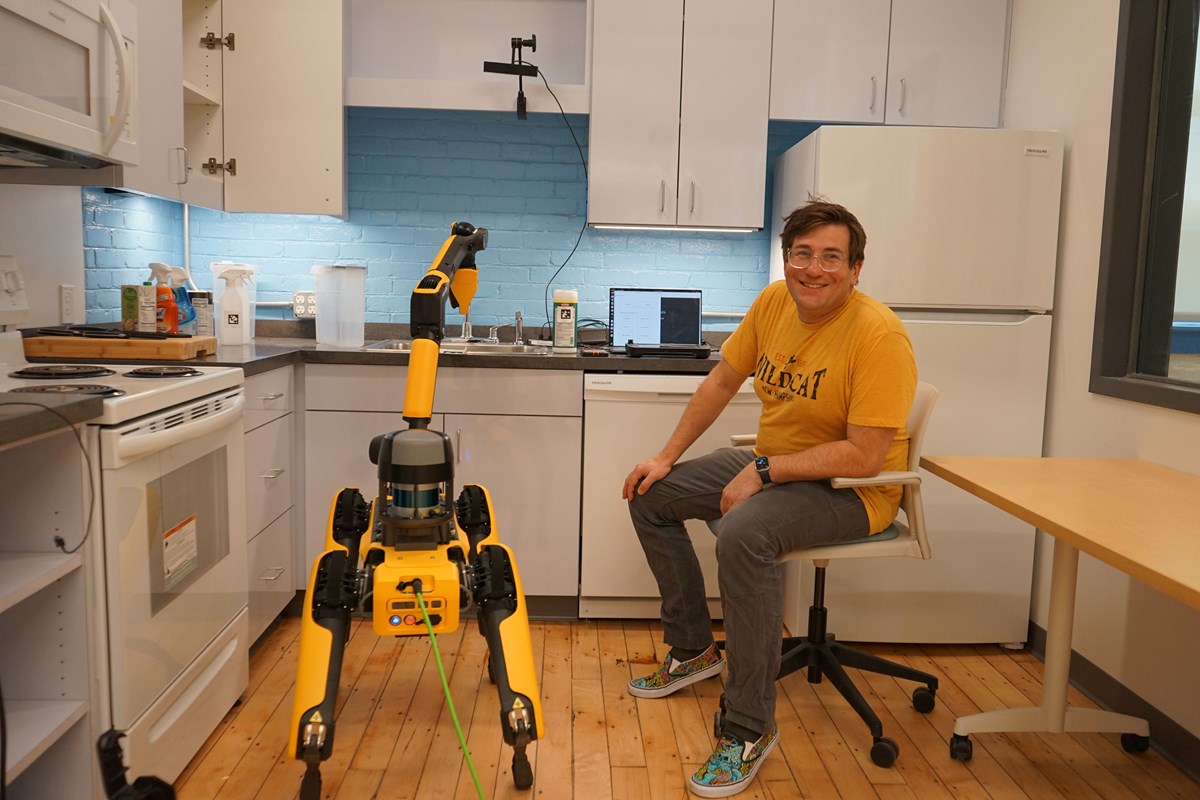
[9, 384, 125, 397]
[123, 366, 203, 379]
[8, 364, 117, 379]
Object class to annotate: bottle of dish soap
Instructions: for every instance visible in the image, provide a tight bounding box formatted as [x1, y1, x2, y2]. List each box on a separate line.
[150, 262, 178, 334]
[216, 266, 255, 345]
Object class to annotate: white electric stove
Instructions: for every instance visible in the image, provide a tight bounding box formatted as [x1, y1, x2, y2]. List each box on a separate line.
[0, 330, 250, 782]
[0, 333, 242, 425]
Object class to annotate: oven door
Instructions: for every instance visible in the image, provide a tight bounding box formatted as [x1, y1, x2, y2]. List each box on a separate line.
[0, 0, 138, 166]
[97, 388, 247, 729]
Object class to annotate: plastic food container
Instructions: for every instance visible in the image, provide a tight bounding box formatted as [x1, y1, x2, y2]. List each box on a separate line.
[312, 264, 367, 348]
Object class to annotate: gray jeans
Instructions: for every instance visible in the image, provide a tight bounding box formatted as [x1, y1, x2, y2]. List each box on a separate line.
[628, 447, 870, 737]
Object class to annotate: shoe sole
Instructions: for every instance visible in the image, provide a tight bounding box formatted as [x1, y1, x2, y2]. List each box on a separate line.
[687, 730, 780, 798]
[627, 658, 724, 699]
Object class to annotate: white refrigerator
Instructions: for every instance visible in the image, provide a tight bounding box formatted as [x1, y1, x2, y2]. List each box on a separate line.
[771, 125, 1065, 644]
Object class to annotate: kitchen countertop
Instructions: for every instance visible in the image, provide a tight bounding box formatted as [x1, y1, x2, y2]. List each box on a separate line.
[0, 392, 105, 447]
[24, 336, 723, 379]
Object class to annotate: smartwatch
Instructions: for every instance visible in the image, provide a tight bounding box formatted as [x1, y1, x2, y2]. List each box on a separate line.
[754, 455, 772, 485]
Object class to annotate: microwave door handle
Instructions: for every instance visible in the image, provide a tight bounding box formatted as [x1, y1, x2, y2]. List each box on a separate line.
[98, 3, 132, 156]
[113, 395, 244, 461]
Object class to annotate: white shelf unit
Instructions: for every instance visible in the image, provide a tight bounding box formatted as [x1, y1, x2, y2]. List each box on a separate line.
[0, 429, 94, 799]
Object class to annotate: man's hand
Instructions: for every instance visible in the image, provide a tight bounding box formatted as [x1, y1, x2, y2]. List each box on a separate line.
[720, 461, 764, 514]
[622, 454, 675, 500]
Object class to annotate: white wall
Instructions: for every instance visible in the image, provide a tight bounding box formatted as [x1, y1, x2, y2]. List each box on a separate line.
[1006, 0, 1200, 737]
[0, 185, 85, 328]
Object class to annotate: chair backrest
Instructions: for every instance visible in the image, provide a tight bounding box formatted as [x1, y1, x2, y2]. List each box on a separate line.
[906, 382, 939, 473]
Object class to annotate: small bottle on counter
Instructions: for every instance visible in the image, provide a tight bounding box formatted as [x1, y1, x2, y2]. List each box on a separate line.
[553, 289, 578, 353]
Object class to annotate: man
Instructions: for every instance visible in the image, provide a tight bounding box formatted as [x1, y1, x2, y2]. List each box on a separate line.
[622, 200, 916, 798]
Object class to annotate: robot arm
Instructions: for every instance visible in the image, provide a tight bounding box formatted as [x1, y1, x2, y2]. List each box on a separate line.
[289, 222, 542, 797]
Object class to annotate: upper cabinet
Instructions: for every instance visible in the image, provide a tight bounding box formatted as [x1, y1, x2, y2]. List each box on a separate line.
[184, 0, 345, 215]
[1, 0, 345, 216]
[345, 0, 590, 114]
[770, 0, 1011, 128]
[587, 0, 773, 230]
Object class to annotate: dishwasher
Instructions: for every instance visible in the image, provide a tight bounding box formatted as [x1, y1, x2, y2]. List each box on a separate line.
[579, 373, 759, 618]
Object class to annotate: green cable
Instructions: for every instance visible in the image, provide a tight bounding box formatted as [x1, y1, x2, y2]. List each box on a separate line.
[415, 587, 486, 800]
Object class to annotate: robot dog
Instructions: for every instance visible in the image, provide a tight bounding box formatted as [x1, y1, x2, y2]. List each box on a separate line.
[288, 222, 544, 798]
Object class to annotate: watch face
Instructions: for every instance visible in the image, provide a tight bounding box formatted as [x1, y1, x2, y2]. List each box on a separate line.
[755, 456, 769, 471]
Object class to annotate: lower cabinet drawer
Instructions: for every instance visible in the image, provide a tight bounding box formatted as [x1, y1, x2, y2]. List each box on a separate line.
[247, 508, 294, 643]
[244, 414, 294, 540]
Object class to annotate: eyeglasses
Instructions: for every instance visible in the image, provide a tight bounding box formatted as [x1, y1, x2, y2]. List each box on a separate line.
[785, 248, 849, 272]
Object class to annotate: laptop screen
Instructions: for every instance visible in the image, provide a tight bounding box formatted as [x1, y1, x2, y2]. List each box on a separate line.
[608, 288, 703, 348]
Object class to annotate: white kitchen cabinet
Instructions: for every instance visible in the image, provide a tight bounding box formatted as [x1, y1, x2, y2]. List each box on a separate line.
[770, 0, 1010, 128]
[587, 0, 773, 229]
[242, 367, 296, 642]
[182, 0, 345, 214]
[0, 430, 96, 799]
[303, 364, 583, 600]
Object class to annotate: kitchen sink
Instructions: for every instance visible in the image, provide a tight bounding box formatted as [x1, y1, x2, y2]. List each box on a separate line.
[361, 339, 552, 355]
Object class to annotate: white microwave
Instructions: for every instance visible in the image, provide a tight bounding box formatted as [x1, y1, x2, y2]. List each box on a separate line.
[0, 0, 138, 169]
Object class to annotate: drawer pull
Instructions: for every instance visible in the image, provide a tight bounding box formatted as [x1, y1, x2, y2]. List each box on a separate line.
[258, 468, 285, 479]
[258, 567, 285, 581]
[258, 392, 285, 401]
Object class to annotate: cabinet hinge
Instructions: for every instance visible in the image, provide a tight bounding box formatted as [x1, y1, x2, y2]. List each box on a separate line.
[203, 157, 236, 177]
[200, 31, 235, 50]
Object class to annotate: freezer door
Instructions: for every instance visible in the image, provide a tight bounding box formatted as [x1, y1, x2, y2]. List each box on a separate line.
[786, 314, 1050, 643]
[773, 126, 1064, 311]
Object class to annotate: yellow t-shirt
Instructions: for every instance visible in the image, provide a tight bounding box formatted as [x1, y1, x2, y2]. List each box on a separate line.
[721, 282, 917, 533]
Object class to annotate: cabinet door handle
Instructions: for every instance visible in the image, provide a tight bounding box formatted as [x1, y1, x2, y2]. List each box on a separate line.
[898, 78, 907, 115]
[690, 181, 696, 214]
[175, 147, 189, 185]
[257, 567, 285, 581]
[660, 179, 667, 214]
[869, 76, 877, 113]
[257, 392, 285, 401]
[456, 430, 462, 463]
[258, 468, 285, 479]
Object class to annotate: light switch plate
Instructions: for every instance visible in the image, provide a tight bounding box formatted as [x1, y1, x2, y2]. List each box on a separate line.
[0, 255, 30, 325]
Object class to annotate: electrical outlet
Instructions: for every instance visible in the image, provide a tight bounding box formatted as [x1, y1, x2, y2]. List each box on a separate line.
[59, 283, 75, 323]
[292, 290, 317, 318]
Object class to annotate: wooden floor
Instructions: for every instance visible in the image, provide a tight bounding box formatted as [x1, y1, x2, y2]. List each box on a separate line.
[175, 615, 1200, 800]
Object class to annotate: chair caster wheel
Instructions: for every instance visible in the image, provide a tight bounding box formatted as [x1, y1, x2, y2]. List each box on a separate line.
[870, 737, 899, 768]
[912, 686, 936, 714]
[1121, 732, 1150, 753]
[950, 733, 973, 761]
[712, 710, 725, 739]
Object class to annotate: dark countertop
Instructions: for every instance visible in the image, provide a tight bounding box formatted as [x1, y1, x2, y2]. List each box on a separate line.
[27, 336, 723, 378]
[0, 393, 105, 446]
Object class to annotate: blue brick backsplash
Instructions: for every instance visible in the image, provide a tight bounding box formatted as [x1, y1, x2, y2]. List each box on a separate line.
[83, 108, 817, 332]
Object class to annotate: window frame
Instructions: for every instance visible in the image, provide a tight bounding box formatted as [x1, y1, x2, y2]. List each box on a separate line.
[1091, 0, 1200, 413]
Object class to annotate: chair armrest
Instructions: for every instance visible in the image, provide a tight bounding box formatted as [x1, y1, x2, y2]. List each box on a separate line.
[831, 470, 921, 489]
[730, 434, 757, 447]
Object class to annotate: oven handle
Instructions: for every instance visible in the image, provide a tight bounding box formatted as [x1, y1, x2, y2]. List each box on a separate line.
[114, 394, 244, 461]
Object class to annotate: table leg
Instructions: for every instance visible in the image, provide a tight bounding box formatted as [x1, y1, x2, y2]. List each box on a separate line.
[953, 539, 1148, 738]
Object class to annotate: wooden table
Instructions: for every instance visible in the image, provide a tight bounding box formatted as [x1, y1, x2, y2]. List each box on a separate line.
[918, 456, 1200, 756]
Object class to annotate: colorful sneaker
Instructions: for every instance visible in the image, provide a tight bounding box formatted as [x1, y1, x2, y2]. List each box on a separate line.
[688, 727, 779, 798]
[627, 643, 724, 698]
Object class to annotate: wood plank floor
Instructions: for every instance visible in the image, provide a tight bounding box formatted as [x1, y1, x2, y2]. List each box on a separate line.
[175, 616, 1200, 799]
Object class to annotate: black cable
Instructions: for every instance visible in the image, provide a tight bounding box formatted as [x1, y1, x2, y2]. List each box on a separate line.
[0, 402, 96, 554]
[522, 62, 590, 333]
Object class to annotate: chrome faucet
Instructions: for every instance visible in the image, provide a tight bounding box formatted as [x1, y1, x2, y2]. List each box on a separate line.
[487, 325, 501, 343]
[460, 312, 472, 340]
[514, 310, 524, 345]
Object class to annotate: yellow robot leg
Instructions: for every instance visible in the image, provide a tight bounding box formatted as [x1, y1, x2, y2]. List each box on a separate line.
[457, 483, 544, 790]
[289, 488, 370, 799]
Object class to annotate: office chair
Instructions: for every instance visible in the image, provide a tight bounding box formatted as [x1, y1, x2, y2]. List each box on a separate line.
[709, 381, 940, 768]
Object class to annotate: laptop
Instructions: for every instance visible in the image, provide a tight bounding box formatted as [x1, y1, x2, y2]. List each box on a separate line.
[607, 287, 711, 358]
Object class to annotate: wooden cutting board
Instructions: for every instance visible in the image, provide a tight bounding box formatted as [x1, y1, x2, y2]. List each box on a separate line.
[22, 336, 219, 361]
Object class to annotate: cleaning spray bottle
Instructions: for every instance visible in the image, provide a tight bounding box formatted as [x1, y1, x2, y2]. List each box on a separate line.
[149, 262, 178, 334]
[166, 265, 197, 333]
[216, 266, 255, 345]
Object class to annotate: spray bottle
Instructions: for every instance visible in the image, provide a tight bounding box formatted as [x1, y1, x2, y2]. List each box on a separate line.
[149, 262, 178, 334]
[166, 265, 197, 333]
[216, 266, 255, 345]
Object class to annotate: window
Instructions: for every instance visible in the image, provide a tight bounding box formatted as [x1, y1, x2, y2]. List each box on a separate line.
[1092, 0, 1200, 412]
